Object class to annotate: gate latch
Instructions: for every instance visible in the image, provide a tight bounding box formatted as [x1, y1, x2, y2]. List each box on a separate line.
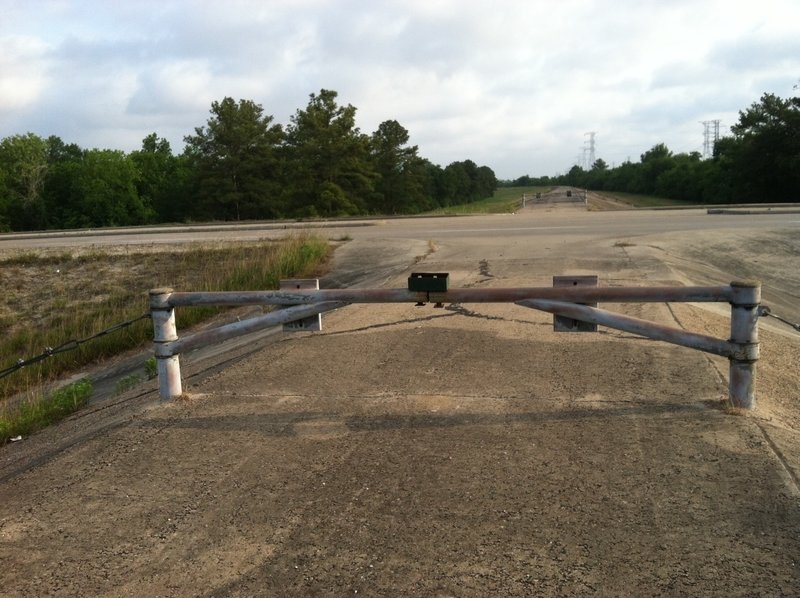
[408, 272, 449, 293]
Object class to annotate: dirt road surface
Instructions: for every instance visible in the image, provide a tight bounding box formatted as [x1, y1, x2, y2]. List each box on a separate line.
[1, 205, 799, 595]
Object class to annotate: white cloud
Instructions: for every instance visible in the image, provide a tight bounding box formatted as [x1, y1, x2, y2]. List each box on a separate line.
[127, 61, 216, 116]
[0, 0, 799, 177]
[0, 35, 50, 111]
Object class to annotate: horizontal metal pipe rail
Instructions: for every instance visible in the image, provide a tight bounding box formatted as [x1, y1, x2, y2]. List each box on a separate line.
[167, 285, 737, 307]
[150, 280, 762, 410]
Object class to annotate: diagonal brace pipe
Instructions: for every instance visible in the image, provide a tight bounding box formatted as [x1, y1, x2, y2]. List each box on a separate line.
[518, 299, 757, 361]
[156, 302, 347, 358]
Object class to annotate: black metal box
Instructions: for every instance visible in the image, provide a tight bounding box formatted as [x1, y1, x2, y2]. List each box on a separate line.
[408, 272, 449, 292]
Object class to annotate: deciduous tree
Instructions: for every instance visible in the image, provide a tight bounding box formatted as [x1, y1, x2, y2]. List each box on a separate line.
[0, 133, 49, 229]
[65, 150, 148, 227]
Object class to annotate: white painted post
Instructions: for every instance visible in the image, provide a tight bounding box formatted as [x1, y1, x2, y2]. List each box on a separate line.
[728, 281, 761, 409]
[149, 287, 182, 401]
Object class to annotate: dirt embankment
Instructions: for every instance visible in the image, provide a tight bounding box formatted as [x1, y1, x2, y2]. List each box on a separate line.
[586, 190, 630, 210]
[518, 187, 630, 211]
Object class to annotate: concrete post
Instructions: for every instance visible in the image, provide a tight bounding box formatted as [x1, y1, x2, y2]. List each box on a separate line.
[149, 288, 182, 401]
[728, 281, 761, 409]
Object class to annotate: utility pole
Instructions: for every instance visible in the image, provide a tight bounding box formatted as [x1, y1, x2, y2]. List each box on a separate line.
[700, 120, 720, 158]
[584, 131, 596, 168]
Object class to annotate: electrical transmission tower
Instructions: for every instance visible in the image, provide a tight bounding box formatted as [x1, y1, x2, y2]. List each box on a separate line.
[700, 120, 720, 158]
[584, 132, 596, 167]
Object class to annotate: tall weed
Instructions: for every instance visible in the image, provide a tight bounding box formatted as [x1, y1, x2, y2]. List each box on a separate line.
[0, 235, 331, 402]
[0, 379, 93, 444]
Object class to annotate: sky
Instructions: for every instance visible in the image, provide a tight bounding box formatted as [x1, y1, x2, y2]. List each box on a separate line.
[1, 0, 799, 179]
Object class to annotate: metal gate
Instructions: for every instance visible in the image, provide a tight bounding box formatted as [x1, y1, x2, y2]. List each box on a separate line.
[150, 276, 762, 408]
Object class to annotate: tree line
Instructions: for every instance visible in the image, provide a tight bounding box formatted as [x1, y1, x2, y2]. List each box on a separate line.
[505, 92, 800, 204]
[0, 89, 497, 231]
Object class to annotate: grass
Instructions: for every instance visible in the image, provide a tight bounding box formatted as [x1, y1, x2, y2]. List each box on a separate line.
[594, 191, 692, 208]
[144, 356, 157, 379]
[110, 356, 159, 397]
[114, 373, 144, 395]
[0, 234, 331, 406]
[425, 186, 553, 215]
[0, 378, 93, 444]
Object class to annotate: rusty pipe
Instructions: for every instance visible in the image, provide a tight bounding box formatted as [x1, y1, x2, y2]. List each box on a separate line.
[167, 285, 735, 307]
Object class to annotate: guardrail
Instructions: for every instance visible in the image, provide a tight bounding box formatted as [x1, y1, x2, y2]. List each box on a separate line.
[150, 278, 762, 409]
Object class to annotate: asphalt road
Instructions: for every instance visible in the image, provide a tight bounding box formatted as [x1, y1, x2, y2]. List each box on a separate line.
[2, 206, 799, 249]
[1, 204, 799, 595]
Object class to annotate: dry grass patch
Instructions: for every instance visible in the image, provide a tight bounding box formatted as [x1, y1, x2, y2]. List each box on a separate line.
[0, 235, 331, 409]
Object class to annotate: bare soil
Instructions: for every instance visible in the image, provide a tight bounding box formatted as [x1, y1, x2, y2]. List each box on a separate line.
[586, 190, 631, 211]
[0, 210, 798, 596]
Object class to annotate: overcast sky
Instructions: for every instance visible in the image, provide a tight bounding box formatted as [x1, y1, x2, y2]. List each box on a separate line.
[2, 0, 798, 179]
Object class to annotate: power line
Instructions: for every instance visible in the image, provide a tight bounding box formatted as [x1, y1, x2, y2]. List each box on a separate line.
[584, 132, 596, 167]
[0, 313, 152, 380]
[700, 120, 720, 158]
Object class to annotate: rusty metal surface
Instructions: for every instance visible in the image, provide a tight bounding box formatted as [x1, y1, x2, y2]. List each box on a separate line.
[168, 288, 421, 306]
[553, 275, 598, 332]
[167, 285, 735, 307]
[280, 279, 323, 332]
[519, 299, 741, 358]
